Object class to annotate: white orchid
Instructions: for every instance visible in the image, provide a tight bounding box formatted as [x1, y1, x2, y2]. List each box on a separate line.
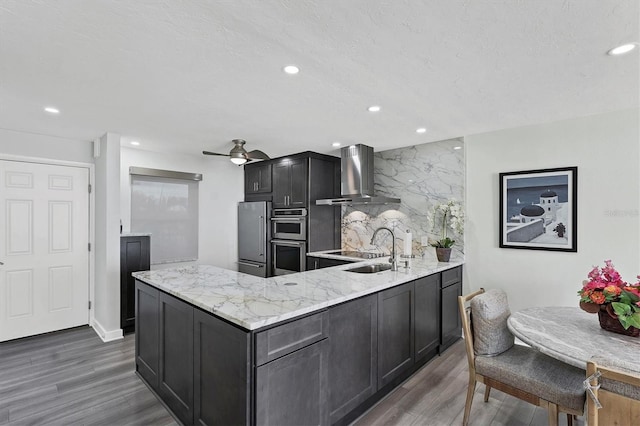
[429, 199, 464, 247]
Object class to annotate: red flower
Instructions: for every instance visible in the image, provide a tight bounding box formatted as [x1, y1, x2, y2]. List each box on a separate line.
[589, 291, 606, 304]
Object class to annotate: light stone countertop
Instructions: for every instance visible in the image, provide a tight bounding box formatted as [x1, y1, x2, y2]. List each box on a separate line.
[508, 306, 640, 370]
[133, 257, 463, 331]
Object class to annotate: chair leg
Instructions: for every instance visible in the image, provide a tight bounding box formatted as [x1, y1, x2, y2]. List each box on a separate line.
[566, 413, 573, 426]
[462, 377, 477, 426]
[547, 403, 558, 426]
[484, 385, 491, 402]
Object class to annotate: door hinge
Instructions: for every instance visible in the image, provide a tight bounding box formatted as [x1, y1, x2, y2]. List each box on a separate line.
[88, 242, 91, 252]
[88, 184, 92, 193]
[88, 301, 92, 310]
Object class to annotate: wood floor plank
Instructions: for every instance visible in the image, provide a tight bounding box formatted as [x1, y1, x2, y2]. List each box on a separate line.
[0, 326, 588, 426]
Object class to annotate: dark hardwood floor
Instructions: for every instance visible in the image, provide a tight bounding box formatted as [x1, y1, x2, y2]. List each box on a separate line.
[0, 326, 176, 426]
[0, 326, 585, 425]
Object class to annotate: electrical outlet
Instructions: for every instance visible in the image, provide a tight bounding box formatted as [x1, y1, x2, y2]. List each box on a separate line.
[420, 236, 429, 246]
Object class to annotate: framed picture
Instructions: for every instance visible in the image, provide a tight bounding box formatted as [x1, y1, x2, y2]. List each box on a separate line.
[499, 166, 577, 252]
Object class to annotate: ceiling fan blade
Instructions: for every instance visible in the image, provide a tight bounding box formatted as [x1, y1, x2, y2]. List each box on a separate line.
[245, 150, 270, 160]
[202, 150, 230, 157]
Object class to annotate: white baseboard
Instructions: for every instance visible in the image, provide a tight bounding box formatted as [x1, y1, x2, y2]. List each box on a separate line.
[91, 319, 124, 342]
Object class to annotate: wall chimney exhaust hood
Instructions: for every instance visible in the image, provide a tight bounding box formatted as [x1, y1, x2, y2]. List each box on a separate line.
[316, 144, 401, 206]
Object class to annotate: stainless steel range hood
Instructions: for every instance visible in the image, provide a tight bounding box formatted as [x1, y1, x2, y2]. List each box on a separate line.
[316, 144, 401, 206]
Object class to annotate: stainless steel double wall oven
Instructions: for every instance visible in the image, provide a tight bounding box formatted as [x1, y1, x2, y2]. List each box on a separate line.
[271, 208, 307, 275]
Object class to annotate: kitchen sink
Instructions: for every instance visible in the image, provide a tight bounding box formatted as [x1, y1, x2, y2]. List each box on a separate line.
[346, 263, 392, 274]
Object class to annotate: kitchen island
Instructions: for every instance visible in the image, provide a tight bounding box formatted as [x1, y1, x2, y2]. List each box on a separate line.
[133, 257, 463, 426]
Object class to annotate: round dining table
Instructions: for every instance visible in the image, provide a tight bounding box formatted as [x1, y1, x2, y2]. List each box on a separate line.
[507, 306, 640, 370]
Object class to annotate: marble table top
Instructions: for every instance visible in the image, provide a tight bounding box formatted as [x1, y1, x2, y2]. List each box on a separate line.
[133, 258, 462, 331]
[508, 306, 640, 370]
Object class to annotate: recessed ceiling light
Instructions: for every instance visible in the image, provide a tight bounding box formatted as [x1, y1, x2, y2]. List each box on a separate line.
[332, 142, 341, 147]
[44, 106, 60, 114]
[283, 65, 299, 74]
[454, 146, 463, 150]
[130, 141, 140, 146]
[367, 105, 381, 112]
[416, 128, 427, 134]
[607, 43, 637, 56]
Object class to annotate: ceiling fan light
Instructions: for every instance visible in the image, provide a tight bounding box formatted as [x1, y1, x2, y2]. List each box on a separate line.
[230, 157, 247, 165]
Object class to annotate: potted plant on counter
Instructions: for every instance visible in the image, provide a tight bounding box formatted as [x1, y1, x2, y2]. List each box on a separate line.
[578, 260, 640, 337]
[429, 199, 464, 262]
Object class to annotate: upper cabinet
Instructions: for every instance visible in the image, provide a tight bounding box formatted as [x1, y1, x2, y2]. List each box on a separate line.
[244, 152, 340, 209]
[244, 163, 272, 195]
[273, 158, 308, 208]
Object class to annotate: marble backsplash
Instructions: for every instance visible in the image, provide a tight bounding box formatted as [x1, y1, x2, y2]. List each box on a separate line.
[342, 138, 465, 261]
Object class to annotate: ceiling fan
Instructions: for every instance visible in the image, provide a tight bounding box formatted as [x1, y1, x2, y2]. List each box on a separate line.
[203, 139, 270, 165]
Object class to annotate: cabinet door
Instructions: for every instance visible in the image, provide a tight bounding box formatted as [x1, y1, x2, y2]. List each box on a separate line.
[377, 281, 414, 389]
[440, 280, 462, 352]
[245, 163, 272, 195]
[194, 310, 250, 426]
[256, 340, 329, 426]
[121, 236, 150, 331]
[135, 280, 159, 389]
[288, 158, 307, 207]
[158, 292, 194, 425]
[328, 295, 377, 424]
[272, 161, 291, 208]
[414, 275, 440, 363]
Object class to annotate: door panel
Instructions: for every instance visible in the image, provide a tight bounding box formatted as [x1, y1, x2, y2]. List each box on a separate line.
[0, 160, 90, 342]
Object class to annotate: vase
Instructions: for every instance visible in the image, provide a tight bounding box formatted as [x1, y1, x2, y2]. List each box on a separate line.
[435, 248, 451, 262]
[597, 305, 640, 337]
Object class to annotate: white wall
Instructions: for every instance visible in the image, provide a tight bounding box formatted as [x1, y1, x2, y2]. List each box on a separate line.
[465, 109, 640, 314]
[93, 133, 122, 341]
[120, 147, 243, 270]
[0, 128, 93, 163]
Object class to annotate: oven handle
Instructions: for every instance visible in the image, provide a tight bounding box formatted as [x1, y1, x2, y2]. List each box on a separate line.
[271, 239, 306, 247]
[270, 217, 305, 221]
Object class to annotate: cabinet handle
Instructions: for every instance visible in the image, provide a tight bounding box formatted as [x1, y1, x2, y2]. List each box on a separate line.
[314, 260, 319, 269]
[254, 182, 258, 191]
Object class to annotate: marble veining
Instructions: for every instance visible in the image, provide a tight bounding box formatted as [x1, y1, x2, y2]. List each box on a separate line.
[508, 306, 640, 370]
[133, 259, 463, 331]
[342, 138, 465, 262]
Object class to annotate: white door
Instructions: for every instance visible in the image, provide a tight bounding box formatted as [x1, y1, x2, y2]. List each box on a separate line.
[0, 160, 90, 342]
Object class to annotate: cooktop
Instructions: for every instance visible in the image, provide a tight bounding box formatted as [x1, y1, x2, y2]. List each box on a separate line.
[333, 250, 386, 259]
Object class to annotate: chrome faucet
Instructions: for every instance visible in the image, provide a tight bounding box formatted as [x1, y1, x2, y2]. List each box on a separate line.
[370, 227, 398, 271]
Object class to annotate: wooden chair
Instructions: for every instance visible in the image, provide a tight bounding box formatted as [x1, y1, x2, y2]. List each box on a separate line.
[458, 288, 585, 426]
[586, 360, 640, 426]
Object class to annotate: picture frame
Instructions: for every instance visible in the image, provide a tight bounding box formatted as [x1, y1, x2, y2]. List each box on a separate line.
[499, 166, 577, 252]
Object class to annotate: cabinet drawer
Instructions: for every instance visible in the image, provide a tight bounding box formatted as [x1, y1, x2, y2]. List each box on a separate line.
[441, 266, 462, 288]
[256, 312, 326, 366]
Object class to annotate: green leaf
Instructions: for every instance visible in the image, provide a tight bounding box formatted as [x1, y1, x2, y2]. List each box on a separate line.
[612, 302, 632, 316]
[627, 312, 640, 329]
[623, 290, 640, 303]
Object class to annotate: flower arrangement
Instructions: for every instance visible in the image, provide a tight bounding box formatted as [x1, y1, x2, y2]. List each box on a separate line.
[578, 260, 640, 331]
[428, 199, 464, 248]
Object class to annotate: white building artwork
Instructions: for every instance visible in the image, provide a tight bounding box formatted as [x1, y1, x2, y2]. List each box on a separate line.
[510, 189, 559, 225]
[539, 189, 559, 222]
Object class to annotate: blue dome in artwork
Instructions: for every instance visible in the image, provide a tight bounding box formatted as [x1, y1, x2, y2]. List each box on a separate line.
[541, 190, 557, 198]
[521, 205, 545, 216]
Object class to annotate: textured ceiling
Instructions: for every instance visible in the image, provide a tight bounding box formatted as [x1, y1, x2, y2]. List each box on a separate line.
[0, 0, 638, 158]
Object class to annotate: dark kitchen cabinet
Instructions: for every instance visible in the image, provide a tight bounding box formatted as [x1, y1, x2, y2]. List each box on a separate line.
[244, 163, 272, 195]
[120, 235, 150, 332]
[135, 281, 159, 389]
[194, 309, 251, 426]
[273, 157, 308, 208]
[255, 339, 329, 426]
[158, 292, 194, 425]
[377, 281, 414, 388]
[306, 256, 355, 270]
[440, 266, 462, 352]
[327, 294, 378, 424]
[414, 274, 440, 362]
